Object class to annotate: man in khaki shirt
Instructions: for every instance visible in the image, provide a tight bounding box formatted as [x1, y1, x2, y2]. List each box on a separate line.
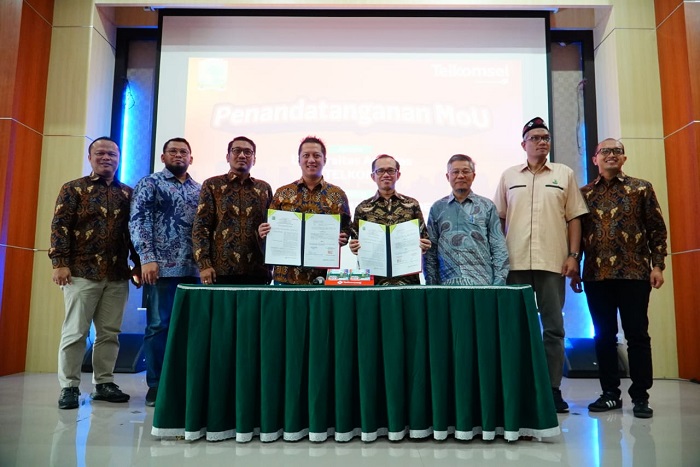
[494, 117, 588, 413]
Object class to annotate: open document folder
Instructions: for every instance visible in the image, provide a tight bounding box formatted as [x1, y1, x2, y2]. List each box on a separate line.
[264, 209, 341, 268]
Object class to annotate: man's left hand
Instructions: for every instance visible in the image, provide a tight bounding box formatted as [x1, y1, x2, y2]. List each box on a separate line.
[569, 274, 583, 293]
[650, 267, 664, 289]
[561, 256, 579, 278]
[141, 262, 159, 285]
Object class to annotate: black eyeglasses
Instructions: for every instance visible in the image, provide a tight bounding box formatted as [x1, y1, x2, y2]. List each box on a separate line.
[230, 147, 254, 157]
[166, 149, 190, 156]
[596, 147, 624, 156]
[373, 168, 398, 176]
[525, 135, 551, 143]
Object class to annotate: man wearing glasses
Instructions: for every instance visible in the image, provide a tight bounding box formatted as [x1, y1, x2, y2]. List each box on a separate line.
[494, 117, 588, 413]
[258, 136, 351, 284]
[192, 136, 273, 286]
[51, 137, 141, 410]
[570, 138, 667, 419]
[425, 154, 508, 286]
[349, 154, 431, 285]
[130, 137, 201, 406]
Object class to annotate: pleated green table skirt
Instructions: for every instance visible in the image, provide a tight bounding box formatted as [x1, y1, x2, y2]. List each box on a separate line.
[151, 285, 560, 443]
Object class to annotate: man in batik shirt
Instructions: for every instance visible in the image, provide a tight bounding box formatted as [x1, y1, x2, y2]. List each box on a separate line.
[192, 136, 273, 285]
[349, 154, 431, 285]
[425, 154, 509, 286]
[258, 136, 351, 284]
[129, 137, 201, 406]
[50, 137, 140, 410]
[571, 138, 667, 419]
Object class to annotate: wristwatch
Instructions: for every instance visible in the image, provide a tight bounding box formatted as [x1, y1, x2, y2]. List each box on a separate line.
[568, 252, 580, 260]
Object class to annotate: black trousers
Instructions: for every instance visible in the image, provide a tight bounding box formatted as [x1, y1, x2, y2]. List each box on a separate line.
[583, 279, 653, 401]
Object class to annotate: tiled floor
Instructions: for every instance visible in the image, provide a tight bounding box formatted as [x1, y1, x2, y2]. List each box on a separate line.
[1, 373, 698, 467]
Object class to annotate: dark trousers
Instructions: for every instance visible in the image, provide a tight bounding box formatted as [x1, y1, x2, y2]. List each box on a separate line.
[583, 279, 653, 401]
[144, 276, 199, 388]
[507, 270, 566, 388]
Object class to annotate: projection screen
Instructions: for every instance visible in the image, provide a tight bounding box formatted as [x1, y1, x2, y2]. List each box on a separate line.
[155, 12, 550, 269]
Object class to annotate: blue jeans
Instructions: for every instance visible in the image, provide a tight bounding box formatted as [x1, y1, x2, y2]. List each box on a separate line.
[144, 276, 198, 388]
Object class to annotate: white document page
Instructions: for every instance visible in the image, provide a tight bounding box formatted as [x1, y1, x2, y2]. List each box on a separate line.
[265, 209, 303, 266]
[357, 220, 388, 277]
[389, 219, 422, 277]
[303, 213, 341, 268]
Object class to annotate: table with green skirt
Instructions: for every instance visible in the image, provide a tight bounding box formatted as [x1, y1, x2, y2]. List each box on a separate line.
[151, 284, 560, 443]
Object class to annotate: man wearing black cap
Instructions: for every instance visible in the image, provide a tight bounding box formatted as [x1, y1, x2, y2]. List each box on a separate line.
[494, 117, 588, 413]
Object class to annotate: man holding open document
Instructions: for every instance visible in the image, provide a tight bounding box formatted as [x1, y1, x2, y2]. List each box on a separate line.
[258, 136, 352, 284]
[425, 154, 509, 286]
[349, 154, 431, 285]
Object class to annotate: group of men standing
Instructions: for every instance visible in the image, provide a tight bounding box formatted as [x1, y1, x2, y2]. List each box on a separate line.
[50, 117, 667, 421]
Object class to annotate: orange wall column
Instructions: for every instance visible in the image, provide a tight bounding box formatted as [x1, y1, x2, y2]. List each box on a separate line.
[655, 0, 700, 380]
[0, 0, 54, 375]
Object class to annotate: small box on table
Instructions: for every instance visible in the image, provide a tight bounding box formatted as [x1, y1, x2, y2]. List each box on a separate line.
[325, 269, 374, 286]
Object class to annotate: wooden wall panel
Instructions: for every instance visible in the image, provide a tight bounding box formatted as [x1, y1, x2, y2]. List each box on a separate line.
[26, 136, 87, 372]
[26, 0, 54, 23]
[654, 0, 682, 26]
[656, 0, 700, 379]
[0, 0, 21, 117]
[664, 123, 700, 256]
[0, 122, 44, 375]
[0, 246, 35, 375]
[664, 122, 700, 381]
[609, 0, 655, 29]
[615, 29, 664, 139]
[687, 4, 700, 120]
[0, 0, 54, 376]
[0, 120, 11, 249]
[15, 2, 53, 131]
[5, 123, 43, 248]
[670, 251, 700, 380]
[656, 6, 692, 136]
[43, 28, 91, 136]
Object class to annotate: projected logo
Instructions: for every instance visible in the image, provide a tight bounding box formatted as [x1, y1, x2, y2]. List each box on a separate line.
[196, 59, 228, 91]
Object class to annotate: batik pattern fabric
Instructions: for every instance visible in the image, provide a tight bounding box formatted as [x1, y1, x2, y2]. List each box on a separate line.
[580, 173, 667, 281]
[270, 178, 351, 284]
[129, 168, 201, 278]
[49, 174, 137, 281]
[351, 191, 428, 285]
[425, 192, 509, 286]
[192, 172, 273, 281]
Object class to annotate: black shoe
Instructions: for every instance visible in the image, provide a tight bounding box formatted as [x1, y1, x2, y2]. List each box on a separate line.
[552, 388, 569, 413]
[633, 400, 653, 419]
[588, 392, 623, 412]
[58, 387, 80, 410]
[91, 383, 130, 403]
[145, 387, 158, 407]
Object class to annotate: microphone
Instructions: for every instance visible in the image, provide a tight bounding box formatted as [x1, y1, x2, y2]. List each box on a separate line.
[312, 276, 325, 285]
